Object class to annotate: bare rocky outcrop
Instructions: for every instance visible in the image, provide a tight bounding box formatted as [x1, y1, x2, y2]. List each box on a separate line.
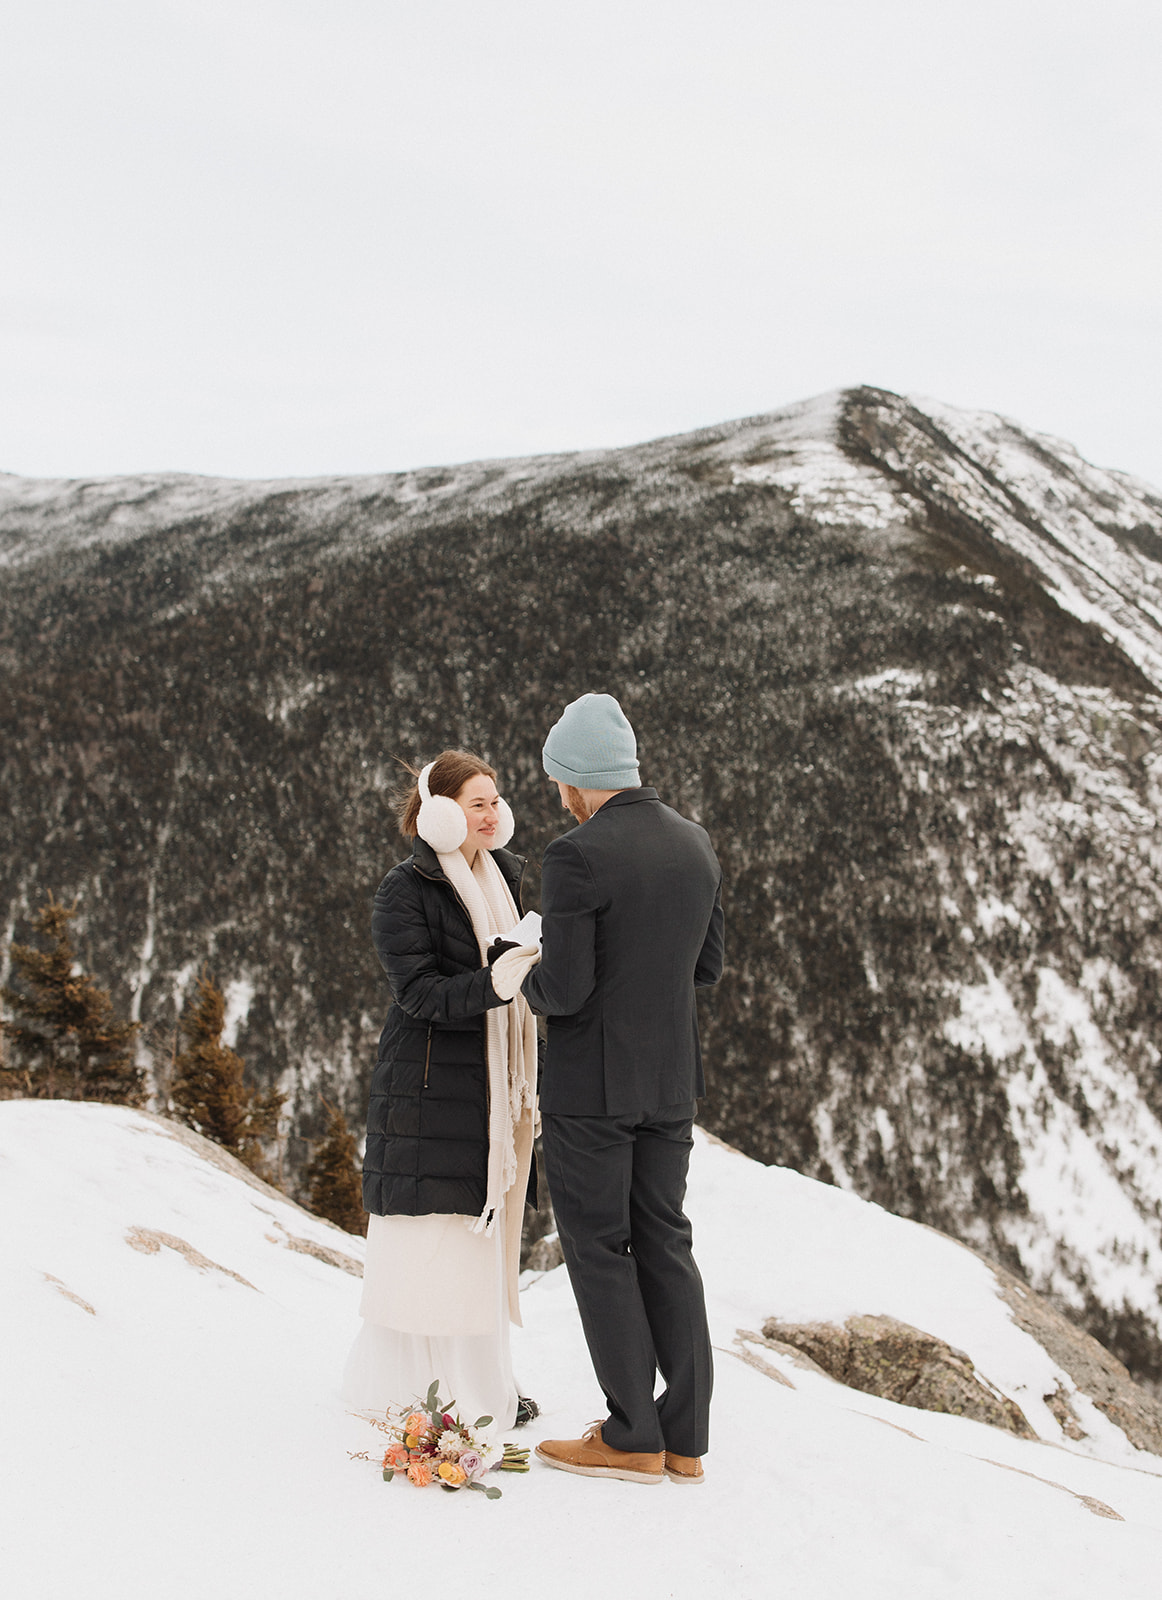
[126, 1224, 257, 1289]
[989, 1259, 1162, 1456]
[43, 1271, 96, 1316]
[762, 1313, 1036, 1437]
[758, 1248, 1162, 1457]
[266, 1220, 362, 1277]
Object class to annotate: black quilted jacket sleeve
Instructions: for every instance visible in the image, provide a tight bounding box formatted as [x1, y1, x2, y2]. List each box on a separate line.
[371, 862, 507, 1026]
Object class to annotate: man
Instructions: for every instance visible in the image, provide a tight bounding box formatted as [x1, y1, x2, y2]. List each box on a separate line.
[522, 692, 724, 1486]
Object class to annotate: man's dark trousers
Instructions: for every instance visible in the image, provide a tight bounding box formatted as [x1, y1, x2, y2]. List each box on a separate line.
[522, 787, 724, 1458]
[540, 1104, 713, 1456]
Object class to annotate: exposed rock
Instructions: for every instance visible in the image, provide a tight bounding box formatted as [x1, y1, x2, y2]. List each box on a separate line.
[43, 1271, 96, 1316]
[1042, 1384, 1086, 1442]
[982, 1459, 1123, 1522]
[136, 1110, 310, 1208]
[733, 1328, 829, 1388]
[125, 1225, 257, 1289]
[988, 1257, 1162, 1457]
[763, 1313, 1035, 1438]
[265, 1221, 362, 1277]
[522, 1230, 565, 1274]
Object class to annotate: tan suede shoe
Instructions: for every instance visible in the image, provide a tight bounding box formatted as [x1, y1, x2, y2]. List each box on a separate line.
[664, 1451, 705, 1485]
[535, 1422, 664, 1484]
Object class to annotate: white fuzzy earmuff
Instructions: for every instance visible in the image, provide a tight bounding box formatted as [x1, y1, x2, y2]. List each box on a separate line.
[416, 762, 469, 853]
[416, 763, 517, 854]
[492, 796, 515, 850]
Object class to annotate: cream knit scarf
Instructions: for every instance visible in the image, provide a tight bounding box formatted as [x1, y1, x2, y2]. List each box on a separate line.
[436, 847, 538, 1236]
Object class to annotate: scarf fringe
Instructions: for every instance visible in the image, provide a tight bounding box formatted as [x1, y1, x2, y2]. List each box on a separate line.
[436, 847, 538, 1235]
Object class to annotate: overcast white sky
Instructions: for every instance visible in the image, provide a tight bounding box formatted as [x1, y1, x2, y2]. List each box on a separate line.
[2, 0, 1160, 485]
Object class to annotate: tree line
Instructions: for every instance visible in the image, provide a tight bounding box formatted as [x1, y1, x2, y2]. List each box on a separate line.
[0, 893, 366, 1236]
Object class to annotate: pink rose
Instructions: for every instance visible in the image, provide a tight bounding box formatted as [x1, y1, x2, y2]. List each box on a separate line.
[458, 1450, 484, 1480]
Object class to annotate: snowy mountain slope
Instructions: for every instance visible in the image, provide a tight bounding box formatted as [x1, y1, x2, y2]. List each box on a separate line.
[842, 389, 1162, 690]
[7, 387, 1158, 679]
[0, 452, 577, 570]
[3, 1101, 1162, 1600]
[2, 387, 1162, 1392]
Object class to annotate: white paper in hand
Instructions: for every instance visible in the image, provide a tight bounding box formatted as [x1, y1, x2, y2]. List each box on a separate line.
[507, 910, 542, 947]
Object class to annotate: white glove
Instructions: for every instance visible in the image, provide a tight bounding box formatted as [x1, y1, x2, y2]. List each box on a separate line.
[490, 943, 541, 1002]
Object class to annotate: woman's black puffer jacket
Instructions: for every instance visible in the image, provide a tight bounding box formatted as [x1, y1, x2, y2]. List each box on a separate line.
[361, 837, 525, 1218]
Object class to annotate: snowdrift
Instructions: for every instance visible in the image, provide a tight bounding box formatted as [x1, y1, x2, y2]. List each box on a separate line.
[2, 1100, 1161, 1600]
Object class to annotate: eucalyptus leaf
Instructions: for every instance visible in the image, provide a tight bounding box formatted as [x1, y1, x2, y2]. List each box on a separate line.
[474, 1415, 493, 1428]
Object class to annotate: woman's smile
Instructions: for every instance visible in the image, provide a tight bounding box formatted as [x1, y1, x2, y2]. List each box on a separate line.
[456, 773, 503, 859]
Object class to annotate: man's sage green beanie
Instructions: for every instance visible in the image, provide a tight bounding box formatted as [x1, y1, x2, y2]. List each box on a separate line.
[542, 692, 641, 790]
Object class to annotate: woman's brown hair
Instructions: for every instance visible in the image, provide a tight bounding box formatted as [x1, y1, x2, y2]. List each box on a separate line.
[395, 750, 498, 839]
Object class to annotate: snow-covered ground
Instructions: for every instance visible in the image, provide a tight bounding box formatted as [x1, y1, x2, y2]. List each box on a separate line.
[3, 1102, 1161, 1599]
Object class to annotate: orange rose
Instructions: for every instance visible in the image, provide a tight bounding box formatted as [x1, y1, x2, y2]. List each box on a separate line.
[407, 1461, 433, 1487]
[404, 1412, 429, 1437]
[437, 1461, 466, 1487]
[383, 1445, 409, 1471]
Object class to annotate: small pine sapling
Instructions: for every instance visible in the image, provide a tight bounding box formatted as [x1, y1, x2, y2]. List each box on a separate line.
[304, 1097, 367, 1236]
[170, 972, 283, 1181]
[0, 894, 144, 1105]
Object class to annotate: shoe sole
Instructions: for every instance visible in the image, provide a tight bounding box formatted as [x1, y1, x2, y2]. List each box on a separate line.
[535, 1445, 663, 1484]
[664, 1468, 705, 1485]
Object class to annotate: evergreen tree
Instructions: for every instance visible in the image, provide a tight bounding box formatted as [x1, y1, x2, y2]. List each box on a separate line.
[0, 894, 145, 1105]
[304, 1098, 367, 1236]
[170, 972, 283, 1181]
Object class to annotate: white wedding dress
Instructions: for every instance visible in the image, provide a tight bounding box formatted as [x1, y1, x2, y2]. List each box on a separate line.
[341, 1200, 518, 1438]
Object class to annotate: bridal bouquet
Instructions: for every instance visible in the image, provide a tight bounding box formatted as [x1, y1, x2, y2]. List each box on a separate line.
[350, 1381, 529, 1500]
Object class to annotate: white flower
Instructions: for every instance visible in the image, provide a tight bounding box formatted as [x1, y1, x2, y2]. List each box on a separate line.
[437, 1429, 463, 1454]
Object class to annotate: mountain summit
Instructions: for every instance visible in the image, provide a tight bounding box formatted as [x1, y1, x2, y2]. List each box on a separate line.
[3, 386, 1162, 1384]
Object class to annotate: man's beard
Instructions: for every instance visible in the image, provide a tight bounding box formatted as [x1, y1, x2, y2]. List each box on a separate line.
[564, 785, 594, 823]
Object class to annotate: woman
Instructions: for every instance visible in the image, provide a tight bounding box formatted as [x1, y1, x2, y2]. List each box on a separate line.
[342, 750, 542, 1437]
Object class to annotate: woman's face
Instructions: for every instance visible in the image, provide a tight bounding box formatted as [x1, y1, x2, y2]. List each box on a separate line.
[455, 772, 502, 858]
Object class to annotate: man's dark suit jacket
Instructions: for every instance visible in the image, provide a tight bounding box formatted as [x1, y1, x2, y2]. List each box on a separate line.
[522, 787, 724, 1117]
